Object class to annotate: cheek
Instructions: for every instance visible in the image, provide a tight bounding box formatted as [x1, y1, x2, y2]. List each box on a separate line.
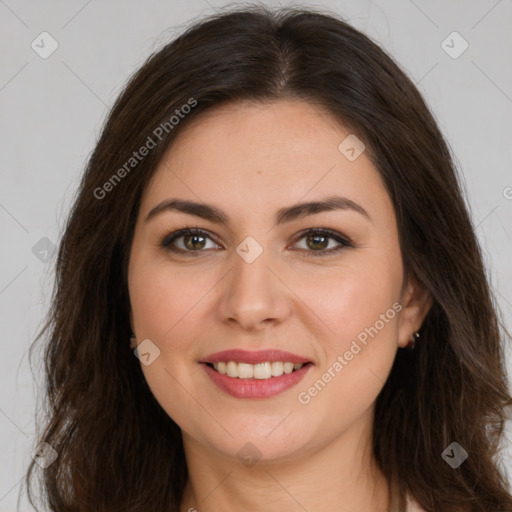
[294, 252, 402, 412]
[129, 256, 212, 342]
[292, 252, 403, 349]
[128, 257, 215, 429]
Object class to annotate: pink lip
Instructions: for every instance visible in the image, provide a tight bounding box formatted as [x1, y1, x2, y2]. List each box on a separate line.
[201, 349, 311, 365]
[201, 362, 313, 399]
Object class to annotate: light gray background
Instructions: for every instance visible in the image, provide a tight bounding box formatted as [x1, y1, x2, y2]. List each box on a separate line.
[1, 0, 511, 509]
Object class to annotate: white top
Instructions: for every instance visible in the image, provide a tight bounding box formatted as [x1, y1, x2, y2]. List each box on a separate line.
[406, 495, 425, 512]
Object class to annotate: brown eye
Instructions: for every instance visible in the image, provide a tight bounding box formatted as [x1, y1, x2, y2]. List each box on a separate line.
[183, 233, 207, 250]
[160, 228, 218, 254]
[292, 229, 352, 256]
[306, 233, 329, 251]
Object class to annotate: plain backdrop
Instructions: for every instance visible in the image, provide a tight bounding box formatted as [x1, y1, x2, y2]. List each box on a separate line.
[0, 0, 511, 509]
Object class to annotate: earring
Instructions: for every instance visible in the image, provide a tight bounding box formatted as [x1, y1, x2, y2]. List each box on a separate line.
[406, 331, 420, 350]
[129, 332, 136, 349]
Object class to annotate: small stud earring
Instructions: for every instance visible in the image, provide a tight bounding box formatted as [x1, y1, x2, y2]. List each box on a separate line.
[406, 331, 420, 350]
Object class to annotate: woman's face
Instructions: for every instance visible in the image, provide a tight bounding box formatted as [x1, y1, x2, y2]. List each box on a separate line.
[128, 99, 425, 463]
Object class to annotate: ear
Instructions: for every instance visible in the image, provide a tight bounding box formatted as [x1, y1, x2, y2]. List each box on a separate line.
[397, 272, 432, 348]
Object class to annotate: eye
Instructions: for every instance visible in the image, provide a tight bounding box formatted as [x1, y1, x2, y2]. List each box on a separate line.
[291, 228, 352, 256]
[160, 227, 218, 255]
[160, 227, 352, 256]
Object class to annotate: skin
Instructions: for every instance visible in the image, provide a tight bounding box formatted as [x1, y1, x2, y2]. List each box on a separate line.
[127, 99, 431, 512]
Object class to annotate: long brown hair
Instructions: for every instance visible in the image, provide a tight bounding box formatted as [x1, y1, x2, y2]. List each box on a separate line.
[24, 5, 512, 511]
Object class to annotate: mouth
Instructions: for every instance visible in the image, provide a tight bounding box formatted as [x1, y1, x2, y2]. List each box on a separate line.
[204, 361, 313, 379]
[199, 349, 314, 399]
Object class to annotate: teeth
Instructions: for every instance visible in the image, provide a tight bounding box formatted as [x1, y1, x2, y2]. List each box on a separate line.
[226, 361, 237, 378]
[271, 361, 283, 377]
[238, 363, 254, 379]
[283, 362, 294, 374]
[211, 361, 305, 379]
[254, 362, 271, 379]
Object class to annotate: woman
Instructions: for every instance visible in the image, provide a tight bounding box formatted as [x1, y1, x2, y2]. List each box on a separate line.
[24, 5, 512, 512]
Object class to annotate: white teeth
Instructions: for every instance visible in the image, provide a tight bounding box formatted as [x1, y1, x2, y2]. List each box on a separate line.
[226, 361, 238, 378]
[270, 361, 283, 377]
[210, 361, 306, 379]
[238, 363, 254, 379]
[283, 362, 294, 374]
[253, 362, 271, 379]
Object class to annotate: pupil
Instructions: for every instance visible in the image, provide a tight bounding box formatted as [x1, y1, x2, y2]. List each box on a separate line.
[185, 234, 205, 250]
[309, 234, 327, 250]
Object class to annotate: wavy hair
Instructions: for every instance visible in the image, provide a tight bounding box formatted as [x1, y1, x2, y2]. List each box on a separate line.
[24, 5, 512, 511]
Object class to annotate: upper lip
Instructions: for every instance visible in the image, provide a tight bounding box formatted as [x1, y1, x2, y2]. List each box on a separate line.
[201, 349, 312, 365]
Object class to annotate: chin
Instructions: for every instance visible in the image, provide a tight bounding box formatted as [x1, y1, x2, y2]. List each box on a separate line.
[180, 416, 305, 460]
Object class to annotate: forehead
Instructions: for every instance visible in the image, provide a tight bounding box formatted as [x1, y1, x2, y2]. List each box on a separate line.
[140, 99, 391, 221]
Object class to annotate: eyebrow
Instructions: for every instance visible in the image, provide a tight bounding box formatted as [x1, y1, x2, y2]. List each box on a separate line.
[145, 195, 371, 225]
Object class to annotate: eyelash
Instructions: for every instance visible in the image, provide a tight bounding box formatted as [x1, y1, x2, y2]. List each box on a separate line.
[159, 227, 353, 257]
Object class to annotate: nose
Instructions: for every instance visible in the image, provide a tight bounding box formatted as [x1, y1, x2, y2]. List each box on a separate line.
[216, 245, 292, 332]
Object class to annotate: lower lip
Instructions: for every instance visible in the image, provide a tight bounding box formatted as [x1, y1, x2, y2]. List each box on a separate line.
[201, 363, 313, 399]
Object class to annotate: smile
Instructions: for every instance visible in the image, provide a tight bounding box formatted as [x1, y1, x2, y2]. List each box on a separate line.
[206, 361, 306, 379]
[200, 348, 314, 399]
